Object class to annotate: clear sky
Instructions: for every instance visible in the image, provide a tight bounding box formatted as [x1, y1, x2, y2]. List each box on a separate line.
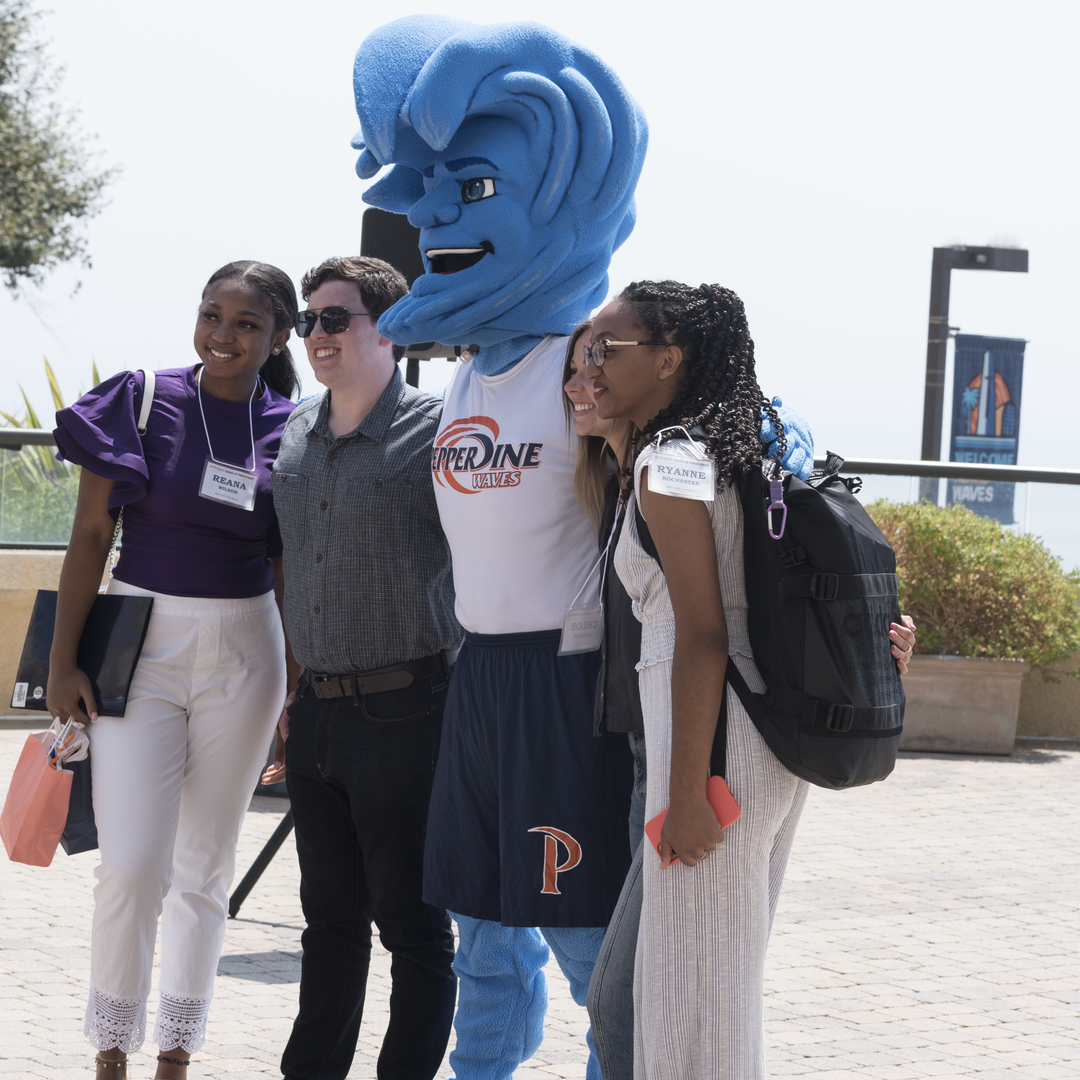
[3, 0, 1078, 471]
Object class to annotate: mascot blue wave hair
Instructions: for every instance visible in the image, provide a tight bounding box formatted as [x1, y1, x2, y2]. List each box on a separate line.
[351, 15, 813, 468]
[353, 15, 647, 369]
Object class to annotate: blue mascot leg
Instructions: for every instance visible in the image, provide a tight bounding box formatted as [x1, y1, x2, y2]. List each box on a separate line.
[539, 925, 607, 1080]
[449, 913, 550, 1080]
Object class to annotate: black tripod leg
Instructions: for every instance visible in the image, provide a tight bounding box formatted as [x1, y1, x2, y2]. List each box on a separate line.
[229, 809, 295, 918]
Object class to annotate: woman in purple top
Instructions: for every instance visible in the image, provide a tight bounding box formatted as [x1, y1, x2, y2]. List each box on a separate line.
[47, 261, 301, 1080]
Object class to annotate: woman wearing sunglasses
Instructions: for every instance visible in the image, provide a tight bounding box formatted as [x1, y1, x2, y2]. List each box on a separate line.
[47, 261, 302, 1080]
[580, 280, 913, 1080]
[561, 325, 647, 1080]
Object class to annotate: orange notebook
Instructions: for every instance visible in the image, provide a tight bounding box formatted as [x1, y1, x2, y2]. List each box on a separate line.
[644, 775, 741, 869]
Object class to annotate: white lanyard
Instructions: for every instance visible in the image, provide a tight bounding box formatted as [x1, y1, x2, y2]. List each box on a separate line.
[195, 366, 260, 511]
[558, 492, 625, 656]
[646, 425, 714, 501]
[196, 365, 257, 470]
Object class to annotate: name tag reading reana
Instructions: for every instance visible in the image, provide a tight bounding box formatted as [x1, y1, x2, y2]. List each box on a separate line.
[199, 457, 258, 511]
[647, 440, 715, 501]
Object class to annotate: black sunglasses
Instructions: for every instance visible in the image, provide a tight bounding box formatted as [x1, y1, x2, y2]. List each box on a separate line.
[296, 306, 379, 337]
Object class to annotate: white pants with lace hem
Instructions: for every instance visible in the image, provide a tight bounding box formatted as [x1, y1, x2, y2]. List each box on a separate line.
[85, 989, 146, 1054]
[84, 582, 284, 1053]
[154, 992, 213, 1052]
[85, 989, 213, 1054]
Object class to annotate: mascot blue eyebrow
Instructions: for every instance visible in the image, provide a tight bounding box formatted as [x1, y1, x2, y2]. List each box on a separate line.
[352, 15, 648, 375]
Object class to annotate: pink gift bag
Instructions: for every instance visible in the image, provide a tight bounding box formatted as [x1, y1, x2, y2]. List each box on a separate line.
[0, 735, 73, 867]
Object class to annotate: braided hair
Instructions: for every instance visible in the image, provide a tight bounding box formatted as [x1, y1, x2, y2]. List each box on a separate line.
[618, 280, 784, 484]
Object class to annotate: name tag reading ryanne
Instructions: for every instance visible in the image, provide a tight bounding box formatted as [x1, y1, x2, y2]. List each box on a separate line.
[647, 440, 715, 501]
[199, 457, 258, 511]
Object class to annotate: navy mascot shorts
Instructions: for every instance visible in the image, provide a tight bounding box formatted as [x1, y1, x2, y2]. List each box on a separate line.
[423, 630, 633, 927]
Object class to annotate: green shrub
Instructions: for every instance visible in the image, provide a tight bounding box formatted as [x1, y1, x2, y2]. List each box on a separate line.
[867, 499, 1080, 674]
[0, 448, 80, 542]
[0, 357, 89, 544]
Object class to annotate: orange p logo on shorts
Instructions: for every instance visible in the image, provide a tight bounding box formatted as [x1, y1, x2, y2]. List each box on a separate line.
[527, 826, 583, 895]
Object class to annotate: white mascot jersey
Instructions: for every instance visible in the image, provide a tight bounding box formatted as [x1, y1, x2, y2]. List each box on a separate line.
[432, 335, 600, 635]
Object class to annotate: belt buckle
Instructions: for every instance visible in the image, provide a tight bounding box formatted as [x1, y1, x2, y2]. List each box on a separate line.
[312, 676, 340, 700]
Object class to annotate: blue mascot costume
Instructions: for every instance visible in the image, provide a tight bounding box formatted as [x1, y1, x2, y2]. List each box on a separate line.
[351, 17, 813, 1080]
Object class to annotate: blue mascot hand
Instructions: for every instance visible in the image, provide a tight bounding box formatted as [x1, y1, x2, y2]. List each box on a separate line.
[760, 397, 814, 480]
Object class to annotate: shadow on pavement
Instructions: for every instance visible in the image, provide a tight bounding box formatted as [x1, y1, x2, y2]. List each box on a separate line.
[217, 950, 302, 983]
[898, 747, 1073, 765]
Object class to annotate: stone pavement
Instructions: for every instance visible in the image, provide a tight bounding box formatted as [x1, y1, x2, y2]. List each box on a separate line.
[1, 723, 1077, 1078]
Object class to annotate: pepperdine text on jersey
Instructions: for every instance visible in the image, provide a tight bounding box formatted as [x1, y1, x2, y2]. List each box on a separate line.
[432, 415, 544, 494]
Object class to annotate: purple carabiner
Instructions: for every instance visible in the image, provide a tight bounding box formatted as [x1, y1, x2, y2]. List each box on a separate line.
[767, 477, 787, 540]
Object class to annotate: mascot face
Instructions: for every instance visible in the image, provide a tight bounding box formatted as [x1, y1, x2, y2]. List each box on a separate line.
[352, 17, 648, 348]
[384, 115, 554, 347]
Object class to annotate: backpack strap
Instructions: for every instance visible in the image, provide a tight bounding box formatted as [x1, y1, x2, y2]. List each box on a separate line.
[633, 504, 662, 568]
[777, 572, 898, 602]
[136, 369, 156, 435]
[724, 660, 767, 732]
[766, 681, 904, 732]
[730, 671, 903, 734]
[709, 680, 729, 780]
[107, 370, 155, 583]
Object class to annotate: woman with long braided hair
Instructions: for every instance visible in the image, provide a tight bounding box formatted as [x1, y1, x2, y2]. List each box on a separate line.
[583, 279, 914, 1078]
[622, 279, 785, 477]
[585, 279, 801, 1078]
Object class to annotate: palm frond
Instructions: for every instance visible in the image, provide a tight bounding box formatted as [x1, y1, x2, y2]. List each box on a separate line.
[44, 357, 66, 412]
[18, 385, 42, 429]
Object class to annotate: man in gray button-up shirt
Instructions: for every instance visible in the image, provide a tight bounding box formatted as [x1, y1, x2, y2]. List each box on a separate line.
[268, 256, 460, 1080]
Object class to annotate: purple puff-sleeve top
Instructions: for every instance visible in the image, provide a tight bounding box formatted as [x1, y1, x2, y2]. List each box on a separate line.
[54, 366, 296, 598]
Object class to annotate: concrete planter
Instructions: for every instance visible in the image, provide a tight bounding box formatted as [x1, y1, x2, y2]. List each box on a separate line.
[899, 654, 1030, 755]
[1, 550, 66, 716]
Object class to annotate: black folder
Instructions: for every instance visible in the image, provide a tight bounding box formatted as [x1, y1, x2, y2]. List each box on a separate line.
[11, 590, 154, 717]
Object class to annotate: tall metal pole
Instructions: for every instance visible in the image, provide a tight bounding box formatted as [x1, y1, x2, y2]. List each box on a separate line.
[917, 245, 1028, 503]
[919, 248, 953, 500]
[921, 248, 954, 461]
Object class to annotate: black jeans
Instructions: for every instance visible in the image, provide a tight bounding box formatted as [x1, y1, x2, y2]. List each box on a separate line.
[281, 671, 456, 1080]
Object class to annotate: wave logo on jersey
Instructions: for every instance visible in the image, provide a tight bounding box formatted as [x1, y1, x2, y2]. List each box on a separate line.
[432, 415, 543, 494]
[527, 826, 582, 895]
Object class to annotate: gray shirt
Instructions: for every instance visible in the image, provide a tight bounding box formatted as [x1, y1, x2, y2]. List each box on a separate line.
[272, 368, 461, 673]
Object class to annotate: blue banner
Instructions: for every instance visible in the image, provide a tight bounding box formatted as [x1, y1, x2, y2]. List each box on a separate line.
[947, 334, 1026, 524]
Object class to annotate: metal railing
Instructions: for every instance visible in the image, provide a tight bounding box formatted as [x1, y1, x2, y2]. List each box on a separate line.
[3, 431, 1079, 563]
[0, 429, 57, 449]
[816, 455, 1080, 486]
[7, 431, 1077, 481]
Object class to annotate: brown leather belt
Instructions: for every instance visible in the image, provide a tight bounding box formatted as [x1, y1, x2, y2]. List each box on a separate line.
[300, 651, 454, 700]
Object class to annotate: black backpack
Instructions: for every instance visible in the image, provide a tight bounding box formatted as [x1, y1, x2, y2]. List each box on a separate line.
[725, 452, 905, 788]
